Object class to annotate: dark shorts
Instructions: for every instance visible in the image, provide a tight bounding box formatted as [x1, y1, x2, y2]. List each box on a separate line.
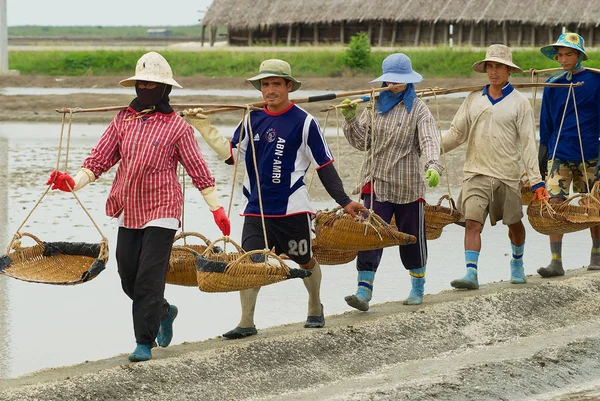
[242, 214, 313, 265]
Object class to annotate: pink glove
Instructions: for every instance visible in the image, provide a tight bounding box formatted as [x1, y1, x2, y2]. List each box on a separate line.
[46, 170, 75, 192]
[212, 207, 231, 236]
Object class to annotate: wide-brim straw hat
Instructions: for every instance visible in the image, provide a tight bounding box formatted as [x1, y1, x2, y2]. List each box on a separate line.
[541, 32, 588, 61]
[371, 53, 423, 84]
[472, 44, 523, 73]
[119, 51, 182, 88]
[247, 59, 301, 92]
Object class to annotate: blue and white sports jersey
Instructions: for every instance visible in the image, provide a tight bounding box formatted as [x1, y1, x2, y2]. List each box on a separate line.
[231, 103, 334, 217]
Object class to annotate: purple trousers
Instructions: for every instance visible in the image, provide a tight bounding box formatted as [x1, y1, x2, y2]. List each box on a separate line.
[357, 195, 427, 272]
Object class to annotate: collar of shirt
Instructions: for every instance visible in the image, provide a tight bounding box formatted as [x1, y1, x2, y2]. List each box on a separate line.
[482, 82, 514, 105]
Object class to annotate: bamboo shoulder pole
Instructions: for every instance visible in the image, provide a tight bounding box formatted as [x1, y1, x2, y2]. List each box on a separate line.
[323, 82, 585, 111]
[526, 67, 600, 75]
[55, 103, 255, 114]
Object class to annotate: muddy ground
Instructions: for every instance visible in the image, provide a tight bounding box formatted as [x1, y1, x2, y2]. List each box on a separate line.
[1, 269, 600, 401]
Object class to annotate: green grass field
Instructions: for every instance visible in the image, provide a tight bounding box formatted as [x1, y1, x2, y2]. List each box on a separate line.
[8, 48, 598, 78]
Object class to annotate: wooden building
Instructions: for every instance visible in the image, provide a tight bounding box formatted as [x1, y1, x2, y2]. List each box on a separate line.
[201, 0, 600, 47]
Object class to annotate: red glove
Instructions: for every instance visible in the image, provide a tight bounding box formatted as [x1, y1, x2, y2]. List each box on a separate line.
[532, 186, 549, 202]
[46, 170, 75, 192]
[212, 207, 231, 236]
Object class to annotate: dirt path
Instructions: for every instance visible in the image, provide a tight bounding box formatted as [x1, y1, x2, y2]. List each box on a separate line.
[1, 269, 600, 400]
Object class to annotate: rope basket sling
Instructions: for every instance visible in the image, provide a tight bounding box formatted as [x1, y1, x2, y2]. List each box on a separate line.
[0, 232, 108, 285]
[314, 208, 416, 251]
[423, 195, 463, 240]
[167, 232, 221, 286]
[527, 191, 600, 235]
[0, 111, 109, 285]
[195, 237, 312, 292]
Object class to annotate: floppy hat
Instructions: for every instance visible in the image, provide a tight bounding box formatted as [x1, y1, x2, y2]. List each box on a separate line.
[119, 51, 182, 88]
[371, 53, 423, 84]
[472, 44, 523, 73]
[247, 59, 302, 92]
[541, 32, 588, 61]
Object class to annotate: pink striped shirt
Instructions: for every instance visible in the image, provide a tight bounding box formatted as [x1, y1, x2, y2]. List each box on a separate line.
[82, 109, 215, 229]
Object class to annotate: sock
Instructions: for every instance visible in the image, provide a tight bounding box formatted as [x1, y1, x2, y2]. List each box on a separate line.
[510, 242, 525, 268]
[591, 238, 600, 267]
[465, 250, 479, 275]
[549, 241, 563, 267]
[356, 270, 375, 302]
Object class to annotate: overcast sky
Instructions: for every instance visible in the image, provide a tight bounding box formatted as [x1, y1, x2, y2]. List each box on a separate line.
[6, 0, 214, 26]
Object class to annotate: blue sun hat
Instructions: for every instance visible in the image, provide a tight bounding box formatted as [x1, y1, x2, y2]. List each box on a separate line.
[541, 32, 588, 61]
[371, 53, 423, 84]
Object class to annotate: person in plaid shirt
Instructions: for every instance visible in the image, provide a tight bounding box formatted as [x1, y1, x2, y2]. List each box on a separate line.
[47, 52, 230, 362]
[338, 53, 442, 310]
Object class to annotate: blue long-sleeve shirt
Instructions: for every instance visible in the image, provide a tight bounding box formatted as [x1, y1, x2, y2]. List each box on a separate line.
[539, 69, 600, 161]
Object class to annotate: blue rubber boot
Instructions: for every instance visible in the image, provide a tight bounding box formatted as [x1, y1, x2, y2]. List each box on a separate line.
[403, 266, 426, 305]
[450, 268, 479, 290]
[344, 271, 374, 311]
[510, 263, 527, 284]
[128, 343, 152, 362]
[157, 304, 178, 347]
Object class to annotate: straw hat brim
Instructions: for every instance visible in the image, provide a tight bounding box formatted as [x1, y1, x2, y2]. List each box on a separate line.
[119, 74, 182, 88]
[247, 73, 302, 92]
[370, 71, 423, 84]
[472, 58, 523, 73]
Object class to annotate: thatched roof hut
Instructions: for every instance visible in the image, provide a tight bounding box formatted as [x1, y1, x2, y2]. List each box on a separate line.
[201, 0, 600, 47]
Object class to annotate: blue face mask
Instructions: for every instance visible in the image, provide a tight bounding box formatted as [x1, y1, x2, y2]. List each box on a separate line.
[376, 83, 417, 114]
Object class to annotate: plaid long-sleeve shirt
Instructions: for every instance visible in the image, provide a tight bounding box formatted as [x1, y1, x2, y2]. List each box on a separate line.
[343, 98, 443, 204]
[82, 109, 215, 229]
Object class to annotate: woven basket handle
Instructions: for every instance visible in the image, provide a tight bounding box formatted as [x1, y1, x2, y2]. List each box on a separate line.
[203, 236, 244, 257]
[436, 194, 458, 210]
[6, 231, 44, 254]
[173, 231, 211, 247]
[231, 249, 290, 273]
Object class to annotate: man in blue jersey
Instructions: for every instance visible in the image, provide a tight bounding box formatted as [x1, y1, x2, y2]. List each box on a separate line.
[185, 59, 365, 339]
[537, 33, 600, 277]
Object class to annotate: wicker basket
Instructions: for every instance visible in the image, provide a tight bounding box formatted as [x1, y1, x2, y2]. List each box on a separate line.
[314, 209, 416, 251]
[312, 237, 357, 265]
[167, 232, 218, 287]
[527, 194, 600, 235]
[0, 232, 108, 285]
[195, 237, 312, 293]
[423, 195, 463, 240]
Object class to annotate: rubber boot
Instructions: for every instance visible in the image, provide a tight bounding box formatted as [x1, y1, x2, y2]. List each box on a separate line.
[510, 263, 527, 284]
[223, 288, 259, 339]
[403, 266, 426, 305]
[128, 343, 152, 362]
[345, 270, 374, 311]
[450, 268, 479, 290]
[156, 304, 178, 347]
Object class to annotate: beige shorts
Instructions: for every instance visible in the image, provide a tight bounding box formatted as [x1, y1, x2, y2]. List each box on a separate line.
[457, 175, 523, 226]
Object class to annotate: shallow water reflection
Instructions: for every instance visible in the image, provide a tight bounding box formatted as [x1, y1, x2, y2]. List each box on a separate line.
[0, 121, 592, 379]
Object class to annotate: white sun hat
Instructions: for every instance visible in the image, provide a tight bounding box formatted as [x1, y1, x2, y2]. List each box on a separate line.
[119, 51, 182, 88]
[472, 44, 523, 73]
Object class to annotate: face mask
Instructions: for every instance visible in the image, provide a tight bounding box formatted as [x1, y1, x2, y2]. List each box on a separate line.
[135, 84, 166, 107]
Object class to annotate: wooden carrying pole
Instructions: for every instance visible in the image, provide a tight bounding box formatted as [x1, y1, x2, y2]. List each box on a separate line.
[55, 104, 258, 115]
[527, 66, 600, 74]
[323, 82, 585, 111]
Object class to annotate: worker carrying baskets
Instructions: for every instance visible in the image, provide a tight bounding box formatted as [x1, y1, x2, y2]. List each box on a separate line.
[441, 44, 548, 290]
[45, 52, 231, 363]
[336, 53, 443, 309]
[185, 58, 365, 339]
[534, 32, 600, 278]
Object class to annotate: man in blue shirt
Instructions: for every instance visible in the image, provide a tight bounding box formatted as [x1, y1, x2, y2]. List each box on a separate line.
[537, 32, 600, 277]
[186, 59, 365, 339]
